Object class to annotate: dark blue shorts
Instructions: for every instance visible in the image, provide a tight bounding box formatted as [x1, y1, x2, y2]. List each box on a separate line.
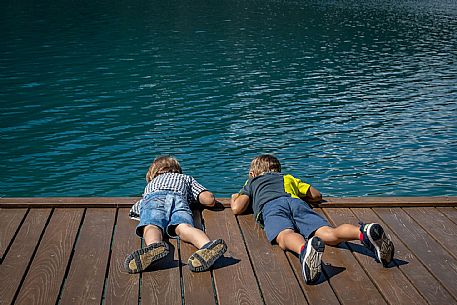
[136, 191, 194, 238]
[262, 196, 330, 243]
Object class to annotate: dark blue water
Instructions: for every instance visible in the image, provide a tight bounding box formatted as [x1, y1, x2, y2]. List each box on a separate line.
[1, 0, 456, 197]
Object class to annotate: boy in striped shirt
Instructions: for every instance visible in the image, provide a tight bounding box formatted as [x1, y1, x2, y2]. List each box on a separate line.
[125, 155, 226, 273]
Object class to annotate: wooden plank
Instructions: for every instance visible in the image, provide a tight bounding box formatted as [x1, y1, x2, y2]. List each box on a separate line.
[317, 208, 387, 305]
[1, 196, 456, 208]
[59, 208, 116, 305]
[352, 207, 455, 305]
[0, 197, 139, 208]
[105, 208, 141, 305]
[0, 208, 51, 305]
[180, 209, 216, 305]
[285, 251, 340, 305]
[320, 197, 457, 208]
[141, 238, 181, 305]
[374, 207, 457, 300]
[203, 208, 264, 305]
[237, 214, 308, 305]
[437, 207, 457, 225]
[403, 207, 457, 260]
[325, 208, 427, 305]
[0, 208, 27, 260]
[14, 208, 84, 305]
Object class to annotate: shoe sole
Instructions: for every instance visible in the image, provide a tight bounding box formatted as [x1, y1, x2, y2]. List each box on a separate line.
[124, 241, 169, 274]
[302, 236, 325, 284]
[188, 239, 227, 272]
[366, 223, 395, 266]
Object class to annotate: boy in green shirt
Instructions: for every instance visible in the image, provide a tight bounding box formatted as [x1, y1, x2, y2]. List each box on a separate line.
[231, 154, 395, 284]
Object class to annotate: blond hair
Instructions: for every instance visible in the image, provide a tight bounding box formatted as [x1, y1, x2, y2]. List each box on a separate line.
[145, 155, 182, 182]
[249, 154, 281, 178]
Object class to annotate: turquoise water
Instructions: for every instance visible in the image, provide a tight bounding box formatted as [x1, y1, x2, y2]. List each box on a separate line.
[1, 0, 456, 197]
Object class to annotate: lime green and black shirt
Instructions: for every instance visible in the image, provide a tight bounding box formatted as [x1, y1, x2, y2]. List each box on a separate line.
[239, 172, 311, 221]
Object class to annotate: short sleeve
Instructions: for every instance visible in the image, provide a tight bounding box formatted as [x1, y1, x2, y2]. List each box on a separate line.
[239, 179, 251, 197]
[296, 178, 311, 197]
[190, 177, 207, 201]
[284, 174, 311, 198]
[129, 198, 142, 221]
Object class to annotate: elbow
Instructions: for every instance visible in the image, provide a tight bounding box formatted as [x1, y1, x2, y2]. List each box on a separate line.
[205, 193, 216, 207]
[199, 191, 216, 207]
[231, 202, 245, 215]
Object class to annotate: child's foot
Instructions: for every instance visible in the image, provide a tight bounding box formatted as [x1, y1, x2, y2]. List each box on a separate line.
[124, 241, 169, 273]
[360, 223, 395, 266]
[300, 236, 325, 284]
[188, 239, 227, 272]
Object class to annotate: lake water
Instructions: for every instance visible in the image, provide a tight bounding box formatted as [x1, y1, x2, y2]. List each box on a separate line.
[1, 0, 456, 197]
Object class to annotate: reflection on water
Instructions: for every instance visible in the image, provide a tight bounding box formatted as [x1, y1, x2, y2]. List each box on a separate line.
[0, 0, 456, 197]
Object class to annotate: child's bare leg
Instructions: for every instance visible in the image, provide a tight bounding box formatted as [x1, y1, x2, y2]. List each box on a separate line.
[175, 223, 210, 249]
[124, 224, 168, 274]
[176, 223, 227, 272]
[276, 228, 324, 284]
[315, 225, 359, 246]
[143, 224, 163, 246]
[276, 228, 307, 254]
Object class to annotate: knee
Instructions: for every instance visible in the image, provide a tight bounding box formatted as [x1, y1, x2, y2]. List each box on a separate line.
[276, 229, 293, 250]
[175, 223, 192, 236]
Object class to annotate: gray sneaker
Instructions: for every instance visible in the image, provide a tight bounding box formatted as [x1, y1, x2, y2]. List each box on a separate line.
[360, 223, 394, 266]
[299, 236, 325, 284]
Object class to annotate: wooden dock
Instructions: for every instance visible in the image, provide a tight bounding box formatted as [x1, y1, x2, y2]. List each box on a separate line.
[1, 197, 457, 305]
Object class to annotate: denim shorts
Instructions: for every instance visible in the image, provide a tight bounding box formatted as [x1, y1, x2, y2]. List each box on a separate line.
[136, 190, 194, 238]
[262, 196, 330, 243]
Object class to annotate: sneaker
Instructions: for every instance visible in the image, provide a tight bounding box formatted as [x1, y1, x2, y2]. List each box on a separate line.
[360, 223, 395, 266]
[124, 241, 169, 273]
[188, 239, 227, 272]
[299, 236, 325, 284]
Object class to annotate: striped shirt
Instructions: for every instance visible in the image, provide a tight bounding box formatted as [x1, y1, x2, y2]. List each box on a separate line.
[129, 172, 207, 220]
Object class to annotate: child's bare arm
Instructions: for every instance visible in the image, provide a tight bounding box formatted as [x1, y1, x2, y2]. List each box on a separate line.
[304, 186, 322, 204]
[230, 193, 250, 214]
[198, 190, 216, 207]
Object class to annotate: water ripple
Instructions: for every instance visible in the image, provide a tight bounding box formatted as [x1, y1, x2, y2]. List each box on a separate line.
[1, 0, 456, 197]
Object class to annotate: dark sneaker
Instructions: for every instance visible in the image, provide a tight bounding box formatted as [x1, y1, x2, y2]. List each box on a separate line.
[124, 241, 169, 273]
[360, 223, 395, 266]
[188, 239, 227, 272]
[299, 236, 325, 284]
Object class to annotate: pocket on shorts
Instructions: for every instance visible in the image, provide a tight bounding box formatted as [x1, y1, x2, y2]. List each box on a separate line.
[141, 196, 167, 214]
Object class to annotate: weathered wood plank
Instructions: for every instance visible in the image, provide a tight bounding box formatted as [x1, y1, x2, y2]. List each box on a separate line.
[13, 208, 84, 305]
[0, 209, 51, 305]
[105, 208, 141, 305]
[141, 238, 181, 305]
[437, 207, 457, 225]
[203, 208, 264, 305]
[285, 251, 341, 305]
[321, 197, 457, 208]
[352, 207, 455, 305]
[403, 207, 457, 260]
[374, 207, 457, 300]
[180, 209, 216, 305]
[237, 214, 308, 305]
[0, 197, 138, 206]
[317, 208, 387, 305]
[0, 208, 27, 260]
[1, 197, 456, 208]
[59, 208, 116, 305]
[325, 207, 427, 305]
